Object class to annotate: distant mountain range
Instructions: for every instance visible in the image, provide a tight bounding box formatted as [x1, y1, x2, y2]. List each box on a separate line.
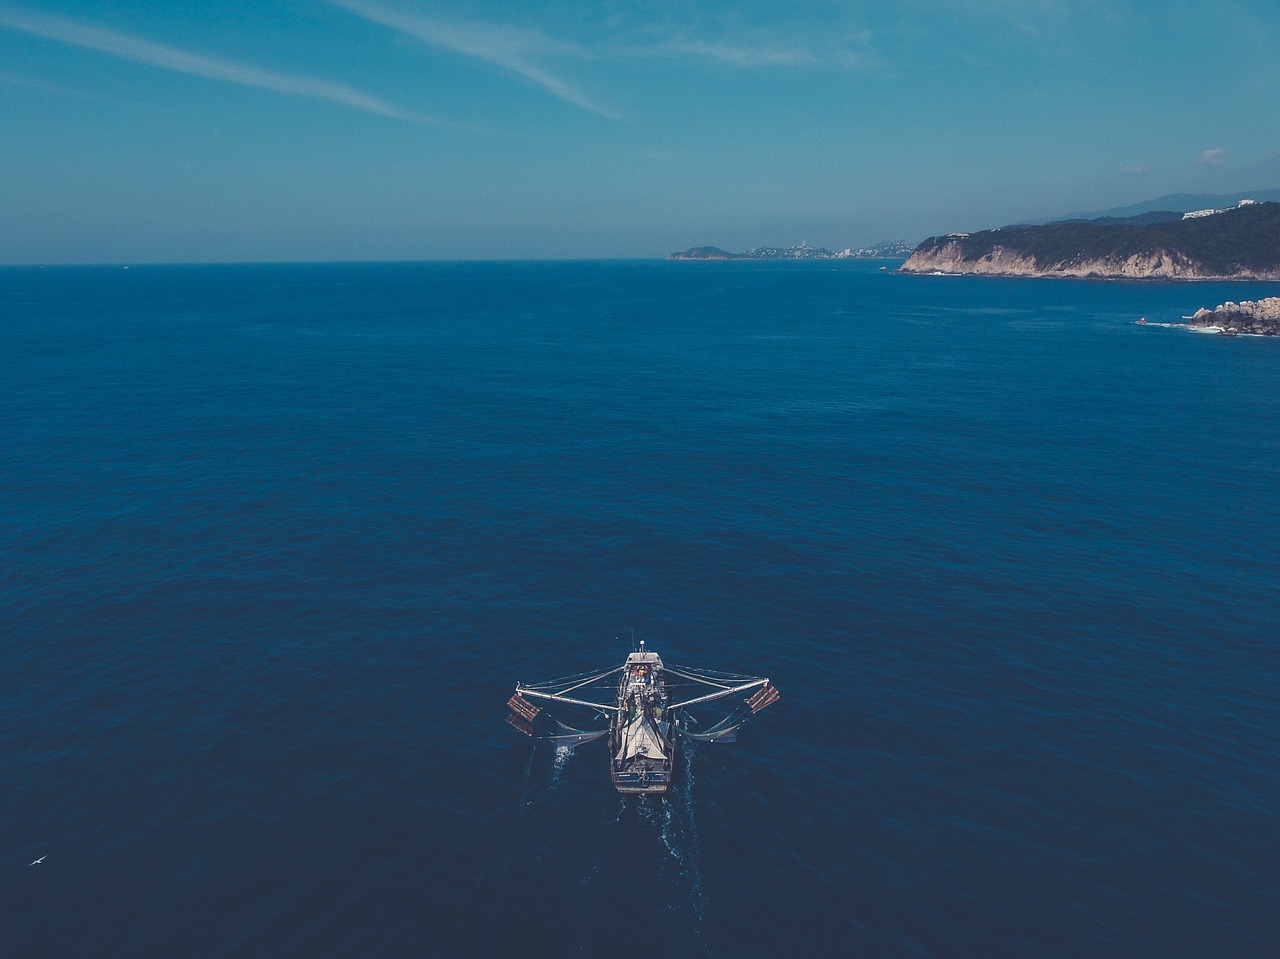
[901, 200, 1280, 280]
[1055, 190, 1280, 222]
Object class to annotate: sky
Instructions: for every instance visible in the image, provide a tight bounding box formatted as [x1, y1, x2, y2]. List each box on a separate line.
[2, 0, 1279, 262]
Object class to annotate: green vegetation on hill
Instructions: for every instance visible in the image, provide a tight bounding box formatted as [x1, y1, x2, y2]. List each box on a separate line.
[1060, 189, 1280, 221]
[915, 202, 1280, 275]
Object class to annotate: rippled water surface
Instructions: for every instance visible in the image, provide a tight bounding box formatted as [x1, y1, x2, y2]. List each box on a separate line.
[3, 260, 1278, 957]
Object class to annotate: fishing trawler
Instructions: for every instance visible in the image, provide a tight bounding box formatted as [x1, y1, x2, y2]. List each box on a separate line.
[506, 641, 780, 794]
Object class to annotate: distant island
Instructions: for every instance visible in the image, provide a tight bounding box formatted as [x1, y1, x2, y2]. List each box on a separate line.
[900, 200, 1280, 280]
[670, 240, 916, 260]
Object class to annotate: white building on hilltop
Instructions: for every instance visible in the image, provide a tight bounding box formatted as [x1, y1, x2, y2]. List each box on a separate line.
[1183, 199, 1258, 220]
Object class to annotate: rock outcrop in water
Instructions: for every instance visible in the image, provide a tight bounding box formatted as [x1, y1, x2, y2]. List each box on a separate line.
[901, 201, 1280, 279]
[1186, 297, 1280, 334]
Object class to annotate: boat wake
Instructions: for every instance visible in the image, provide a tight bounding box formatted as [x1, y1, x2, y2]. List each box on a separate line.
[662, 744, 707, 936]
[628, 746, 709, 943]
[564, 755, 710, 954]
[551, 743, 574, 786]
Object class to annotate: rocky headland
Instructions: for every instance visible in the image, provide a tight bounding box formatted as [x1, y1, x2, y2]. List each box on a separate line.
[901, 201, 1280, 280]
[1185, 297, 1280, 335]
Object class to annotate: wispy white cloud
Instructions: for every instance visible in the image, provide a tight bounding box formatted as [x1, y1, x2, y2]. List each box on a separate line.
[641, 38, 817, 68]
[0, 4, 435, 124]
[0, 66, 113, 101]
[645, 36, 878, 69]
[609, 6, 876, 71]
[326, 0, 618, 119]
[1198, 146, 1227, 166]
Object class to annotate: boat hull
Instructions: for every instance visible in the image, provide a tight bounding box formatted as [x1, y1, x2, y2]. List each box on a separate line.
[610, 744, 676, 794]
[613, 778, 672, 795]
[609, 648, 675, 794]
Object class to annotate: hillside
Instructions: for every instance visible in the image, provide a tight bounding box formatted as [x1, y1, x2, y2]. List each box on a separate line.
[901, 202, 1280, 279]
[1058, 189, 1280, 222]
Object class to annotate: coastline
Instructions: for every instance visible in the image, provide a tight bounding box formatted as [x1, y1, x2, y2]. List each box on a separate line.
[898, 249, 1280, 281]
[897, 267, 1280, 282]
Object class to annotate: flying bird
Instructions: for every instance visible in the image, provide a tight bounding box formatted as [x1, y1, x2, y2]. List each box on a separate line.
[30, 856, 46, 865]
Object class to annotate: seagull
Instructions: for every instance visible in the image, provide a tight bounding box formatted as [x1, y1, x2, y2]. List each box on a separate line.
[30, 856, 45, 865]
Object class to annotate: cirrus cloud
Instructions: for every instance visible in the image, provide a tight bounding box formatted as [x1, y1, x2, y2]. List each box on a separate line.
[0, 3, 437, 125]
[326, 0, 618, 119]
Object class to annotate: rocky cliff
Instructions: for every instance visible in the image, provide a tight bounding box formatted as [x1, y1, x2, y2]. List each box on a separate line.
[901, 244, 1220, 279]
[1186, 297, 1280, 334]
[901, 201, 1280, 279]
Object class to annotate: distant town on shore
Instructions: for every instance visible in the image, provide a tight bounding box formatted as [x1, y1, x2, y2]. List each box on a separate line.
[673, 189, 1280, 280]
[669, 240, 916, 261]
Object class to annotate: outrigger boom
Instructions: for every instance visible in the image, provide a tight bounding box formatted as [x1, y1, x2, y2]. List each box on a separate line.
[667, 677, 769, 710]
[506, 641, 779, 795]
[515, 688, 622, 712]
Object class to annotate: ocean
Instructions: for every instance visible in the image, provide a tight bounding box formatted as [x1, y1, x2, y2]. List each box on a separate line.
[3, 259, 1277, 957]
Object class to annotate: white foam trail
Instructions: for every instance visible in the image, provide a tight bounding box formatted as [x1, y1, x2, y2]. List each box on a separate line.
[660, 797, 683, 863]
[522, 743, 536, 780]
[637, 794, 655, 821]
[679, 742, 708, 934]
[607, 794, 626, 825]
[551, 743, 573, 785]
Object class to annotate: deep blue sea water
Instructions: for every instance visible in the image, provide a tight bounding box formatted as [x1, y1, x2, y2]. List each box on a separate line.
[3, 259, 1278, 957]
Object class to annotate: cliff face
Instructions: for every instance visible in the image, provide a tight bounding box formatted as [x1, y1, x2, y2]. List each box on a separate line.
[900, 202, 1280, 279]
[900, 243, 1223, 279]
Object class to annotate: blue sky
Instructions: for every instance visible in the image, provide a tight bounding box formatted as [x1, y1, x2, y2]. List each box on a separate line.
[2, 0, 1278, 262]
